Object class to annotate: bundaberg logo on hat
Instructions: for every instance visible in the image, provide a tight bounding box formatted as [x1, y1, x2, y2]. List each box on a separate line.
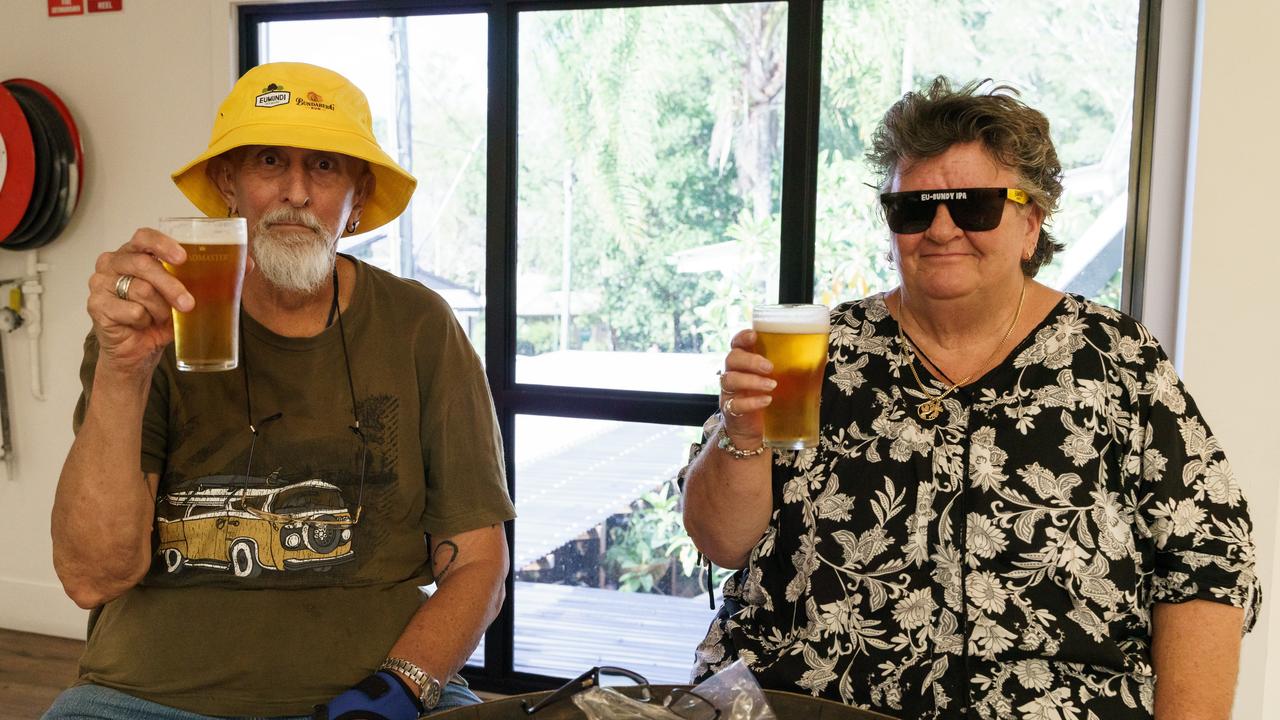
[255, 83, 290, 108]
[296, 89, 336, 111]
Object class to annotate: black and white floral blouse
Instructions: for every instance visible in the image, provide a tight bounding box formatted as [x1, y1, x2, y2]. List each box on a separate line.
[688, 294, 1260, 719]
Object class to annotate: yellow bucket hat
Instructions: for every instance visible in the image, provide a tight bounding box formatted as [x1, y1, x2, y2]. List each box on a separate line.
[171, 62, 416, 234]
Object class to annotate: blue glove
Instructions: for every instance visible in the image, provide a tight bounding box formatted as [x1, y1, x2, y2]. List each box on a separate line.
[312, 671, 424, 720]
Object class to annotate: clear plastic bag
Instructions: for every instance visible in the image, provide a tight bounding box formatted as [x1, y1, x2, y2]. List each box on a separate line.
[572, 687, 685, 719]
[670, 660, 777, 720]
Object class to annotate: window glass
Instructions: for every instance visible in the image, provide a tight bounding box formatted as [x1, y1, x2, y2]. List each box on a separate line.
[247, 0, 1148, 690]
[512, 415, 717, 682]
[516, 4, 787, 393]
[260, 15, 489, 355]
[814, 0, 1140, 308]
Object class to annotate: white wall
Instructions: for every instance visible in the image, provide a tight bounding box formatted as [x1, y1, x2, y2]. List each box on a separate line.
[0, 0, 1274, 714]
[1180, 1, 1280, 716]
[0, 0, 240, 635]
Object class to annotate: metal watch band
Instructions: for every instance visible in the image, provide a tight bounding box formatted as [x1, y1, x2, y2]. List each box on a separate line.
[380, 656, 443, 710]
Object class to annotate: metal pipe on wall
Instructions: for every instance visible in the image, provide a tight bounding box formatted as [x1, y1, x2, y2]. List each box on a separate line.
[21, 250, 47, 401]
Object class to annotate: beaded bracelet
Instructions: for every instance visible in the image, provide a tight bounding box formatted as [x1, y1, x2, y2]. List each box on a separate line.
[716, 426, 767, 459]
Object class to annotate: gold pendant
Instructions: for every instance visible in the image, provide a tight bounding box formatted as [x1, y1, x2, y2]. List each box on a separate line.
[918, 398, 942, 421]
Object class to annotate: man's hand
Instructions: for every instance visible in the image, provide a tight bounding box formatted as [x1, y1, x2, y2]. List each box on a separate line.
[313, 672, 423, 720]
[88, 228, 196, 375]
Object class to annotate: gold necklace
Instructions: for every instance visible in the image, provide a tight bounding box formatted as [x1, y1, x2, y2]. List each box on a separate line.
[896, 282, 1027, 421]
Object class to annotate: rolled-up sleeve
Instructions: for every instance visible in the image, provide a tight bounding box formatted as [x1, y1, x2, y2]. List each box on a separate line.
[1137, 351, 1261, 633]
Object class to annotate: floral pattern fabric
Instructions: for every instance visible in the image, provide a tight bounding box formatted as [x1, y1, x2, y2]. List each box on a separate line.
[688, 294, 1260, 719]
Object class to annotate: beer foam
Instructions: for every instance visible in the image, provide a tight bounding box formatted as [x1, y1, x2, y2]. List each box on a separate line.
[753, 318, 829, 334]
[752, 304, 829, 334]
[159, 218, 247, 245]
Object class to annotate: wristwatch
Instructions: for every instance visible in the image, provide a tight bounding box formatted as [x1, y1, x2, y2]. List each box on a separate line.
[380, 656, 443, 711]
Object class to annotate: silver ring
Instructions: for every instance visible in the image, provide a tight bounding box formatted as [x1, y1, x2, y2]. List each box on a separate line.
[718, 371, 736, 395]
[724, 397, 744, 418]
[114, 274, 135, 301]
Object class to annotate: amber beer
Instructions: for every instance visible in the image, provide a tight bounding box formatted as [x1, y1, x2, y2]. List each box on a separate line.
[753, 304, 829, 449]
[159, 218, 248, 372]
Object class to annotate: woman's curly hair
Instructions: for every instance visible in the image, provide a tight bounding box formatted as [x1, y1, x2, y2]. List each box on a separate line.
[867, 76, 1065, 277]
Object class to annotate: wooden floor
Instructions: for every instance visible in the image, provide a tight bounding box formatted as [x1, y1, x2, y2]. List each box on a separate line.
[0, 628, 83, 720]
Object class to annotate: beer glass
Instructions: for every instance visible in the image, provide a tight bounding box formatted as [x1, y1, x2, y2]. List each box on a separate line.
[159, 217, 248, 372]
[752, 304, 829, 449]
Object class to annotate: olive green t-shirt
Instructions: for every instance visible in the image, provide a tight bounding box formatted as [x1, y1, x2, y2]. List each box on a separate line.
[72, 258, 515, 716]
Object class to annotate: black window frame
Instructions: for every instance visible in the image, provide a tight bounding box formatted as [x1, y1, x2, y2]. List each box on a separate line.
[239, 0, 1161, 694]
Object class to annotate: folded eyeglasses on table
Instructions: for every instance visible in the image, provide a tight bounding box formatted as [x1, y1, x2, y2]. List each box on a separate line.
[522, 666, 720, 719]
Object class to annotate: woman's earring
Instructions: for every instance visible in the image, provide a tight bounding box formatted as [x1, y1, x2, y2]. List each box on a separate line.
[346, 219, 360, 234]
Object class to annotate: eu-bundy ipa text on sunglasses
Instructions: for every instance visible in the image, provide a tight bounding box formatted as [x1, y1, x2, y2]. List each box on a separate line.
[879, 187, 1029, 234]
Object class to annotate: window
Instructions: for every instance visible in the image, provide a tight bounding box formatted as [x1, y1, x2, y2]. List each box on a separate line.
[515, 4, 785, 395]
[511, 415, 711, 680]
[242, 0, 1154, 694]
[814, 0, 1140, 308]
[256, 13, 489, 356]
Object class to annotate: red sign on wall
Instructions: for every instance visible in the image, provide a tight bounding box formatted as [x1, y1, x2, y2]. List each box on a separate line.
[47, 0, 84, 16]
[87, 0, 122, 11]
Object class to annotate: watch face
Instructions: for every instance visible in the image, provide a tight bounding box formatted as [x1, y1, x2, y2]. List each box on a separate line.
[421, 678, 443, 710]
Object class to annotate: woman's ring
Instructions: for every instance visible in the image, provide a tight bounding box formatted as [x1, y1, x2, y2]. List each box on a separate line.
[114, 275, 135, 301]
[719, 372, 736, 395]
[724, 397, 744, 417]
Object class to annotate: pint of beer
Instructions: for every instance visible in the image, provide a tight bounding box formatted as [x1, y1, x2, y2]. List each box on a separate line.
[159, 218, 248, 372]
[752, 304, 829, 449]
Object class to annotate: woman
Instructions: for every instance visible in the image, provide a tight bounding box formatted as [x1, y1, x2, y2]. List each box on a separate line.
[681, 78, 1260, 719]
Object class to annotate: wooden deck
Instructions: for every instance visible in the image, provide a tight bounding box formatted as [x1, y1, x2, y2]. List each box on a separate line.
[513, 421, 695, 570]
[509, 580, 717, 684]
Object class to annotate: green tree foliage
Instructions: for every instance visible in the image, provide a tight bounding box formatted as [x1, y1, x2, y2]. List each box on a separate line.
[519, 0, 1137, 357]
[605, 480, 732, 595]
[518, 5, 784, 353]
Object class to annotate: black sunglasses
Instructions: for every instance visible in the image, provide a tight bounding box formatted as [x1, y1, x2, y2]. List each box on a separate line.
[879, 187, 1029, 234]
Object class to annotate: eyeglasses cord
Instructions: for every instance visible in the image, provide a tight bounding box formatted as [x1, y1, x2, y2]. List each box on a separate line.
[238, 264, 364, 508]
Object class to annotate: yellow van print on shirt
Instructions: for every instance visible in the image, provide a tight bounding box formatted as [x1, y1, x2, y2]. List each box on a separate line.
[155, 477, 357, 578]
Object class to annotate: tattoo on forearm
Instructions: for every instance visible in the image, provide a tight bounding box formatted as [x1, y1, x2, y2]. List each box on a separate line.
[431, 539, 459, 582]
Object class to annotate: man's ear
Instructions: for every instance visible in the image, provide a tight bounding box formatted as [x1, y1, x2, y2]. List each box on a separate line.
[350, 169, 376, 224]
[206, 153, 239, 213]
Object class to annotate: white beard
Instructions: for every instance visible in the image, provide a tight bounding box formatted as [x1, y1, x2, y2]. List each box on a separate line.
[251, 208, 339, 294]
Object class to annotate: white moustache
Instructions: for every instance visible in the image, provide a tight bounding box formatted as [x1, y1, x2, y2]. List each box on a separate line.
[256, 208, 329, 238]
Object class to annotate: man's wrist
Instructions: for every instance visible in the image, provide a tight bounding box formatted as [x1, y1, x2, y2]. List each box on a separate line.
[379, 657, 442, 711]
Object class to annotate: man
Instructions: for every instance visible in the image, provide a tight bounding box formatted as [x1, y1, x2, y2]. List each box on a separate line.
[48, 62, 515, 719]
